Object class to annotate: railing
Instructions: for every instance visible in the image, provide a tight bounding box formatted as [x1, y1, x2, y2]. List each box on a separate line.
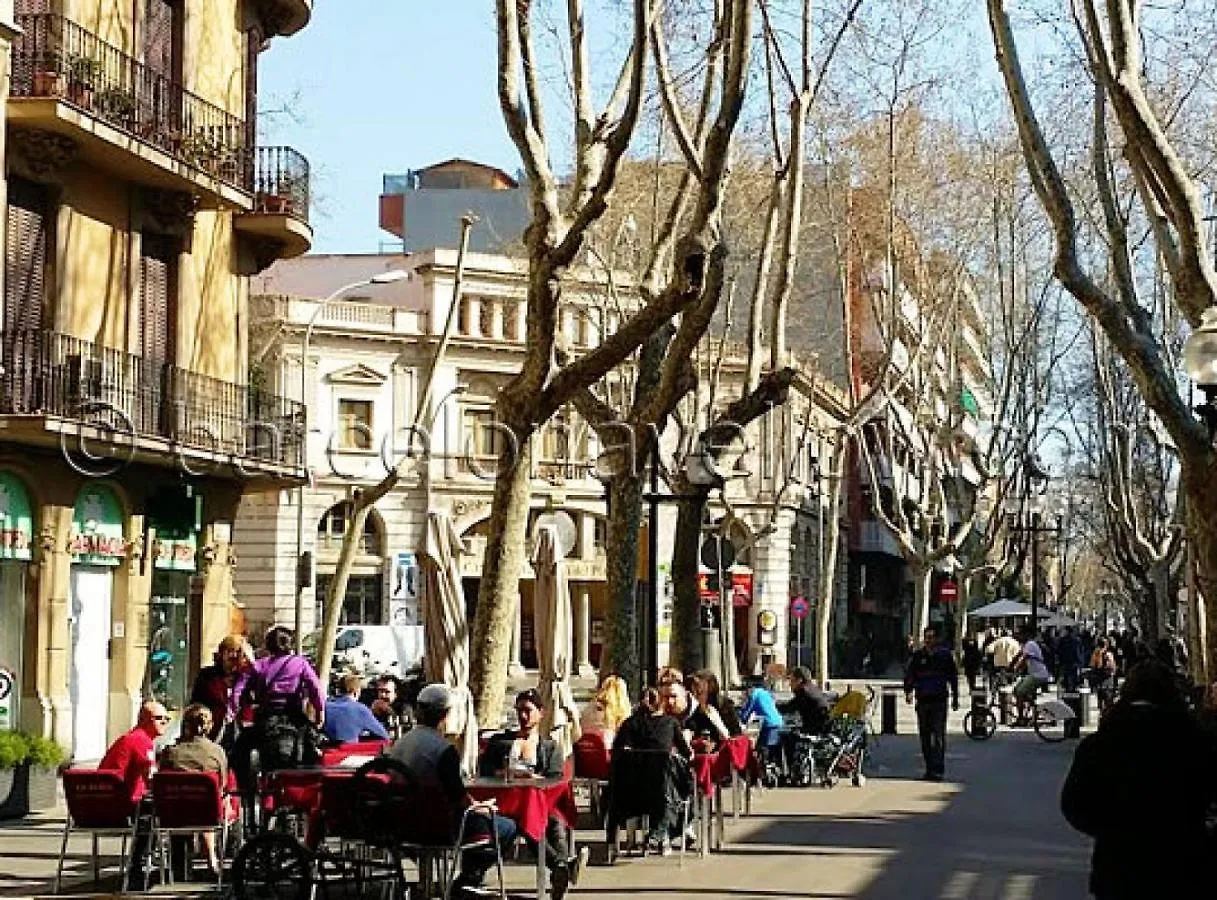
[0, 330, 303, 469]
[254, 146, 310, 222]
[11, 13, 251, 189]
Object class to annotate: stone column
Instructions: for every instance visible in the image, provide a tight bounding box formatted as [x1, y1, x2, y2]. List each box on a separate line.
[573, 584, 594, 678]
[515, 302, 527, 341]
[489, 298, 505, 340]
[507, 601, 525, 677]
[34, 504, 73, 743]
[466, 296, 482, 337]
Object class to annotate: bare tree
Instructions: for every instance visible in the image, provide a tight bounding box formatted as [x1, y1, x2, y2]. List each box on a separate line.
[988, 0, 1217, 676]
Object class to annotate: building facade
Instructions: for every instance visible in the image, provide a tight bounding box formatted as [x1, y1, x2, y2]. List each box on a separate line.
[235, 249, 851, 679]
[0, 0, 312, 758]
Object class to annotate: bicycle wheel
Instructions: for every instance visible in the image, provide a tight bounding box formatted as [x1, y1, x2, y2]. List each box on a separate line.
[1033, 705, 1067, 743]
[232, 832, 313, 900]
[962, 709, 997, 741]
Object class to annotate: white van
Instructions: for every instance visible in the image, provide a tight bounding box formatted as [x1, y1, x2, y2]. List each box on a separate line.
[312, 625, 425, 677]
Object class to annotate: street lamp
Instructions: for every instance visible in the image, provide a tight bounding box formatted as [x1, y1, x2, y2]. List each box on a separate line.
[292, 269, 410, 650]
[1006, 453, 1060, 634]
[1183, 306, 1217, 439]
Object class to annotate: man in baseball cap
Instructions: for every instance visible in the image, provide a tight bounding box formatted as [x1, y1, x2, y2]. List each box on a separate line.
[389, 684, 514, 898]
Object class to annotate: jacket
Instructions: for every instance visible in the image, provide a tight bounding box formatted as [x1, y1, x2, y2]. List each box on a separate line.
[904, 645, 959, 703]
[479, 729, 564, 778]
[1061, 700, 1217, 898]
[778, 684, 831, 734]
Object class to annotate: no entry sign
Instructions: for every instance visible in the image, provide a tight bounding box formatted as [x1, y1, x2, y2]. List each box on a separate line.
[790, 595, 810, 619]
[939, 580, 959, 604]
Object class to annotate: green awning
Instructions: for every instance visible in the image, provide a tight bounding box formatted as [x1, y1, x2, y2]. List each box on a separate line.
[961, 387, 980, 416]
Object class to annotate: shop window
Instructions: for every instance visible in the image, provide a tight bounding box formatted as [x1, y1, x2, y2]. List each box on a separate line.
[338, 399, 374, 450]
[316, 574, 384, 625]
[317, 502, 382, 556]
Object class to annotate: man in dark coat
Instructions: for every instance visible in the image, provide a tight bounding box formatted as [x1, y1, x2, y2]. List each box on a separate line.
[1056, 626, 1083, 693]
[904, 625, 959, 781]
[1061, 662, 1217, 899]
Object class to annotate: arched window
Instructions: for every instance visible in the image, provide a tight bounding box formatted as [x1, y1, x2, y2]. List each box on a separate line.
[316, 501, 382, 556]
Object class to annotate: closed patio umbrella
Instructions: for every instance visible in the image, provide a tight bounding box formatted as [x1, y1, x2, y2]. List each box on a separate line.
[421, 511, 478, 775]
[532, 524, 581, 756]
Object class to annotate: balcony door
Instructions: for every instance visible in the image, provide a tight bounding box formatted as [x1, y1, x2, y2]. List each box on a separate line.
[143, 0, 183, 132]
[3, 177, 51, 413]
[139, 232, 178, 434]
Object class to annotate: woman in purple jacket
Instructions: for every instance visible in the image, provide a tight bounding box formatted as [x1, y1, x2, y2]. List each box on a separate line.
[231, 626, 326, 821]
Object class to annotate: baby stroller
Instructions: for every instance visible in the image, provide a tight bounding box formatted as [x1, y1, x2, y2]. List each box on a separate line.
[778, 730, 817, 787]
[810, 716, 867, 788]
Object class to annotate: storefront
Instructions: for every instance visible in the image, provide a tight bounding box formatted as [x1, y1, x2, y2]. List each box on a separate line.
[68, 485, 126, 761]
[0, 472, 34, 731]
[147, 529, 197, 715]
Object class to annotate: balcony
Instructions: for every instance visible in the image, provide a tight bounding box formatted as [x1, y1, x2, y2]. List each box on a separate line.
[10, 13, 252, 207]
[855, 520, 904, 558]
[236, 147, 314, 260]
[0, 330, 303, 480]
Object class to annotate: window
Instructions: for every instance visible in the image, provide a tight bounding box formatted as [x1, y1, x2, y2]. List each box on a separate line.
[140, 232, 179, 364]
[466, 408, 500, 456]
[317, 502, 382, 556]
[315, 575, 383, 626]
[338, 399, 373, 450]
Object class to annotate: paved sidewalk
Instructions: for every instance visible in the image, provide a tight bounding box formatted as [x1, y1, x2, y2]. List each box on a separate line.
[0, 708, 1091, 899]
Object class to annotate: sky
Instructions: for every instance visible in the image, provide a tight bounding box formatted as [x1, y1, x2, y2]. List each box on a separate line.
[259, 3, 520, 255]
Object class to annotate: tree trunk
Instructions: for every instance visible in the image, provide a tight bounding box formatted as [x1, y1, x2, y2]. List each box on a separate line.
[669, 483, 710, 673]
[1150, 563, 1169, 645]
[469, 437, 534, 726]
[720, 584, 740, 687]
[814, 460, 845, 684]
[1183, 461, 1217, 679]
[912, 563, 932, 640]
[316, 502, 374, 685]
[600, 472, 645, 691]
[954, 574, 972, 659]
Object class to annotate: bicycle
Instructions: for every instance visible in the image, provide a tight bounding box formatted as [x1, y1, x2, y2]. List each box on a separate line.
[962, 679, 1073, 743]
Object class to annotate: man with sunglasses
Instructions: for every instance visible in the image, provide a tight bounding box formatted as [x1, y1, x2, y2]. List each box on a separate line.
[99, 700, 170, 887]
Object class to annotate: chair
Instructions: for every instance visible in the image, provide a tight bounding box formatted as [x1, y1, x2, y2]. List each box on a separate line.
[606, 748, 693, 865]
[349, 756, 506, 900]
[150, 770, 234, 890]
[572, 732, 612, 821]
[55, 769, 140, 894]
[320, 739, 389, 768]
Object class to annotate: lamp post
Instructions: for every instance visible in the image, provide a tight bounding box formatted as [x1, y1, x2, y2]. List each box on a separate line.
[1183, 307, 1217, 441]
[291, 270, 409, 650]
[1006, 453, 1061, 635]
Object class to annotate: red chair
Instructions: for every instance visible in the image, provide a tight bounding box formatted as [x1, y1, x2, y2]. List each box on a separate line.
[150, 770, 234, 890]
[55, 769, 140, 894]
[320, 739, 389, 768]
[572, 731, 612, 820]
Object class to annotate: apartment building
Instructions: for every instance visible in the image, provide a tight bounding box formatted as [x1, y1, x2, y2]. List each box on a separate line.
[235, 248, 850, 678]
[0, 0, 312, 758]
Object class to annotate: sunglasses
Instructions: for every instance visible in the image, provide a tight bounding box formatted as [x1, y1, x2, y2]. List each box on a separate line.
[152, 715, 171, 723]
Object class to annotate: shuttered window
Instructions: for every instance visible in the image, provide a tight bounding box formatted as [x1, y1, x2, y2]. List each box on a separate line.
[4, 177, 50, 337]
[139, 232, 178, 364]
[144, 0, 182, 81]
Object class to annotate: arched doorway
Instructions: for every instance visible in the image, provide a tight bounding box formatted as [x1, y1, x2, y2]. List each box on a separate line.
[315, 501, 386, 625]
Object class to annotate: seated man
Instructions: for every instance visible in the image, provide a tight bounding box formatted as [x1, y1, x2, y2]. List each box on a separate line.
[778, 666, 831, 735]
[480, 689, 585, 899]
[389, 684, 507, 900]
[159, 703, 229, 878]
[1013, 628, 1051, 720]
[324, 673, 389, 744]
[99, 700, 170, 887]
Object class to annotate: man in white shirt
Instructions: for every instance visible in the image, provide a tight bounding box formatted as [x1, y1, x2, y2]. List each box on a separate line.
[985, 629, 1022, 690]
[1013, 629, 1051, 720]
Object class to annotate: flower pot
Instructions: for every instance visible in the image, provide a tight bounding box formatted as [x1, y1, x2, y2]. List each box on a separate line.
[32, 70, 65, 97]
[0, 764, 31, 820]
[67, 83, 94, 109]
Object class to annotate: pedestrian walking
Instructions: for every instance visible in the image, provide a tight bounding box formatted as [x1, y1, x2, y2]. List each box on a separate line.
[961, 636, 982, 693]
[904, 626, 959, 781]
[1057, 626, 1083, 693]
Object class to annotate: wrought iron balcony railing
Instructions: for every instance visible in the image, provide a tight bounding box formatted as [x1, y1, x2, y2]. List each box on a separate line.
[11, 13, 251, 189]
[254, 146, 310, 222]
[0, 329, 303, 470]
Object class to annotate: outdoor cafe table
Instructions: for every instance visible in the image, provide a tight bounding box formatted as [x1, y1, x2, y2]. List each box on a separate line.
[466, 775, 577, 900]
[690, 734, 758, 855]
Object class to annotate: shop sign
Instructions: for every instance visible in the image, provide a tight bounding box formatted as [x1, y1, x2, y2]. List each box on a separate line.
[71, 486, 125, 566]
[0, 473, 34, 561]
[731, 572, 753, 608]
[155, 532, 197, 572]
[389, 552, 420, 625]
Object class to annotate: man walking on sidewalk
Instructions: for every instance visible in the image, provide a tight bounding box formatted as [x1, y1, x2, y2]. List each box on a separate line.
[904, 626, 959, 781]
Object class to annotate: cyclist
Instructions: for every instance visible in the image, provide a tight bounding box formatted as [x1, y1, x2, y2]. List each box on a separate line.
[1012, 627, 1050, 723]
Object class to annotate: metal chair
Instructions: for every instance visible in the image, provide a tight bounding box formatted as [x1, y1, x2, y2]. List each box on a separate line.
[606, 747, 693, 865]
[150, 770, 235, 889]
[54, 769, 140, 894]
[572, 731, 612, 821]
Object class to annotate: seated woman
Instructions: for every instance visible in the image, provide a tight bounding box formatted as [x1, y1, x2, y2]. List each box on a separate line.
[579, 675, 631, 745]
[480, 689, 584, 899]
[738, 682, 784, 761]
[159, 704, 229, 877]
[685, 670, 742, 745]
[612, 688, 694, 854]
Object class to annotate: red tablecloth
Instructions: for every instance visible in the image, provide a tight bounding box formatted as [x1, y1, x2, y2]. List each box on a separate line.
[467, 778, 577, 842]
[691, 754, 716, 797]
[691, 736, 760, 797]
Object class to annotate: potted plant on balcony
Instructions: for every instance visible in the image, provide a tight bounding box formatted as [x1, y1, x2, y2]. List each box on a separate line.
[65, 54, 101, 109]
[0, 731, 65, 820]
[179, 131, 225, 172]
[32, 51, 65, 96]
[96, 84, 138, 130]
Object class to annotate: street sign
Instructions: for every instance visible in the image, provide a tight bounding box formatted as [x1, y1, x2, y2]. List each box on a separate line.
[700, 536, 736, 571]
[790, 595, 810, 619]
[938, 579, 959, 605]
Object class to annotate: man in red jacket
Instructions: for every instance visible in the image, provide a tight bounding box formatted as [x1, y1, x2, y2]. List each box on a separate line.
[98, 701, 169, 886]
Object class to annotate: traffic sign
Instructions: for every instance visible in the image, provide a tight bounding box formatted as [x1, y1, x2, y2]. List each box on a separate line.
[790, 595, 810, 619]
[938, 579, 959, 604]
[700, 536, 736, 571]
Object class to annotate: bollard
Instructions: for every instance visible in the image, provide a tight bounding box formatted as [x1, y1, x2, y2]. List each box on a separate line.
[881, 688, 898, 735]
[999, 686, 1015, 726]
[1063, 693, 1083, 739]
[969, 691, 989, 739]
[1076, 687, 1092, 729]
